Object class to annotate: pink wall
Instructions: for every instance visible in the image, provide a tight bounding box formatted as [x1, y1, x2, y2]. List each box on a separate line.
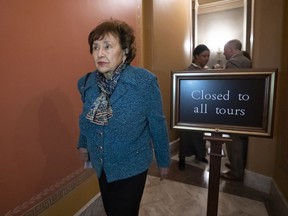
[0, 0, 140, 214]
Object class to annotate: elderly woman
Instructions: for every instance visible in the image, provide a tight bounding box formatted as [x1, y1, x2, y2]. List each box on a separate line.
[77, 19, 170, 215]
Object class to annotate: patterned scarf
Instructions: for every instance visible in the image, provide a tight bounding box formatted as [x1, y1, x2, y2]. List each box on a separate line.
[86, 63, 126, 125]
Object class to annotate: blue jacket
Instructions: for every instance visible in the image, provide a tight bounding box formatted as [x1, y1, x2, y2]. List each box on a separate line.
[77, 65, 170, 182]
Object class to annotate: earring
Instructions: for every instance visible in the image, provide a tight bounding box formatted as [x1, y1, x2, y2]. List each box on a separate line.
[122, 55, 127, 63]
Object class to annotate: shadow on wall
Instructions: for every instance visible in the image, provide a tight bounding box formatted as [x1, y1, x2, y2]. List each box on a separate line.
[13, 88, 81, 202]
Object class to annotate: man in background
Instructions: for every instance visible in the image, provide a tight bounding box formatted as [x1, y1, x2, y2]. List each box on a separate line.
[221, 39, 252, 180]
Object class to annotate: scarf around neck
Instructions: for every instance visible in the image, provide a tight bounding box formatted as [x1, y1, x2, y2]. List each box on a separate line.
[86, 63, 126, 125]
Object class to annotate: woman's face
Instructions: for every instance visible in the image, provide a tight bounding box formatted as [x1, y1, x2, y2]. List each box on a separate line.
[91, 33, 126, 79]
[195, 50, 210, 68]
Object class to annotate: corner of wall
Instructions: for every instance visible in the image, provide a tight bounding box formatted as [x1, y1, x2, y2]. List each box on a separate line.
[270, 179, 288, 216]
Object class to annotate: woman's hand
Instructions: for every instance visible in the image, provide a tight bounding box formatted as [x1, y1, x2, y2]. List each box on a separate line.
[78, 147, 89, 161]
[159, 167, 169, 181]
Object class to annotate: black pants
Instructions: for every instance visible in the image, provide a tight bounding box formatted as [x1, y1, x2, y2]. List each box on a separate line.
[179, 131, 206, 160]
[98, 170, 148, 216]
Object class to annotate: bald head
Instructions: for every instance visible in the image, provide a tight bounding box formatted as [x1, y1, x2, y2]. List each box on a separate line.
[224, 39, 242, 60]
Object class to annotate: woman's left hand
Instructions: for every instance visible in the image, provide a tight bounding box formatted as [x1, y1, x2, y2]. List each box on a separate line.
[159, 167, 169, 181]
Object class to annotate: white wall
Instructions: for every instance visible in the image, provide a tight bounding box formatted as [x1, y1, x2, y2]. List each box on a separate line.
[197, 7, 244, 67]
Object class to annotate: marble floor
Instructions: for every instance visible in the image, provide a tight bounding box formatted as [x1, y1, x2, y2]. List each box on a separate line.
[140, 175, 267, 216]
[79, 151, 278, 216]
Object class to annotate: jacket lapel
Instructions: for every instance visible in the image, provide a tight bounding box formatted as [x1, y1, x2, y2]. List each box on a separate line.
[110, 80, 127, 105]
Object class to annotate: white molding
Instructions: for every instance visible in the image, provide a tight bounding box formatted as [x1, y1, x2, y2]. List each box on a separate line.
[170, 138, 180, 145]
[244, 169, 272, 194]
[198, 0, 244, 15]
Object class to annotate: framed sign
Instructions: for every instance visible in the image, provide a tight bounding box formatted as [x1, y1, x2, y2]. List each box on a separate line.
[171, 69, 277, 137]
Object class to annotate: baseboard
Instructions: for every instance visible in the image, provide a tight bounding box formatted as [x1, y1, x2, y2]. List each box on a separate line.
[244, 169, 272, 193]
[169, 138, 180, 155]
[244, 169, 288, 216]
[270, 180, 288, 216]
[73, 193, 102, 216]
[4, 169, 97, 216]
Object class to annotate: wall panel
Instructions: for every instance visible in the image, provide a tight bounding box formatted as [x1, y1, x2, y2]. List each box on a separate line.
[0, 0, 140, 214]
[143, 0, 192, 140]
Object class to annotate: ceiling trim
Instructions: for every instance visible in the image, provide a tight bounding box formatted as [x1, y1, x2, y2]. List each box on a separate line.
[198, 0, 244, 14]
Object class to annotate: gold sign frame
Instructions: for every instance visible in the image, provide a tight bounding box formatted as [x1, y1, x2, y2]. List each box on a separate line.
[171, 69, 277, 137]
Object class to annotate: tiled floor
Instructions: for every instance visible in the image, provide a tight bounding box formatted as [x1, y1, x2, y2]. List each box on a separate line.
[80, 151, 278, 216]
[146, 157, 275, 216]
[140, 175, 268, 216]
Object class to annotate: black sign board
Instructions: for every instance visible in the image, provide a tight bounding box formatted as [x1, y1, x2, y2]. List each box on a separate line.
[171, 69, 277, 137]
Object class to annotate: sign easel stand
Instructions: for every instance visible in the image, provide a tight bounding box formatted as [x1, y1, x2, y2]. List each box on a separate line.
[203, 132, 232, 216]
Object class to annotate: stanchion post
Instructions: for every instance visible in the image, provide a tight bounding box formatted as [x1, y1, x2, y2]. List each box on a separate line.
[203, 133, 232, 216]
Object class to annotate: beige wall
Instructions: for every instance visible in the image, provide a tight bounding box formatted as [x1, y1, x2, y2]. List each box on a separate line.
[274, 0, 288, 201]
[142, 0, 193, 140]
[246, 0, 284, 177]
